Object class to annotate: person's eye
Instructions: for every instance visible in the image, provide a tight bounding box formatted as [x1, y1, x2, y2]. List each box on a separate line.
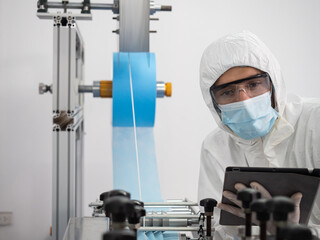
[220, 89, 234, 97]
[248, 80, 261, 89]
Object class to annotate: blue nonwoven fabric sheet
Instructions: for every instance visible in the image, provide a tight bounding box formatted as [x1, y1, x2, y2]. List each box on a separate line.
[112, 52, 178, 240]
[113, 52, 156, 127]
[112, 52, 161, 202]
[137, 231, 178, 240]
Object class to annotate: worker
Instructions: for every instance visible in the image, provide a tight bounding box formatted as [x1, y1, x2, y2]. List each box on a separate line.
[197, 31, 320, 239]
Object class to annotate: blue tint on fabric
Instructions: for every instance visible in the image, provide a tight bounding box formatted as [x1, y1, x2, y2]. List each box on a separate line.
[163, 232, 179, 240]
[112, 52, 176, 239]
[137, 231, 179, 240]
[136, 127, 162, 202]
[113, 52, 156, 127]
[112, 127, 162, 202]
[220, 92, 279, 140]
[154, 231, 164, 240]
[146, 232, 157, 240]
[112, 52, 162, 202]
[112, 53, 134, 126]
[112, 127, 140, 199]
[138, 231, 148, 240]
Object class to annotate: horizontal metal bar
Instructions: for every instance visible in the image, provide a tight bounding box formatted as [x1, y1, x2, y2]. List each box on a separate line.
[144, 202, 198, 207]
[139, 226, 202, 232]
[145, 214, 199, 219]
[89, 201, 198, 207]
[78, 85, 93, 93]
[89, 202, 102, 207]
[46, 2, 114, 10]
[37, 12, 92, 20]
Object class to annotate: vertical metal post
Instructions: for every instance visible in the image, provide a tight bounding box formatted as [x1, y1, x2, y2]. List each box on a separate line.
[52, 18, 85, 240]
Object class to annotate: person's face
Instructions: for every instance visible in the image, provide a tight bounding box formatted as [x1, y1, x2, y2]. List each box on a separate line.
[214, 67, 264, 102]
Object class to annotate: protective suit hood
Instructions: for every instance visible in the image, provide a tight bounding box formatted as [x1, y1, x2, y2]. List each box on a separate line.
[200, 31, 286, 139]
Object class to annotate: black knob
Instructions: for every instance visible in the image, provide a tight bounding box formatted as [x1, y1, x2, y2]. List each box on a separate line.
[128, 205, 146, 224]
[266, 196, 294, 222]
[100, 190, 131, 202]
[278, 225, 312, 240]
[104, 196, 135, 222]
[131, 200, 144, 208]
[200, 198, 217, 213]
[100, 191, 110, 201]
[103, 230, 136, 240]
[109, 190, 131, 199]
[250, 199, 270, 222]
[237, 188, 261, 209]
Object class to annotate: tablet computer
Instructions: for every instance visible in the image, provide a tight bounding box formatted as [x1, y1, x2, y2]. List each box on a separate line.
[220, 167, 320, 225]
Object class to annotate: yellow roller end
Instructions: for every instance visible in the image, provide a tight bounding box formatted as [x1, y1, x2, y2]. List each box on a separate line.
[165, 82, 172, 97]
[100, 81, 113, 98]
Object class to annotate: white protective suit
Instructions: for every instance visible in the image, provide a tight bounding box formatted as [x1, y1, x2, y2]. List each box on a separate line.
[198, 31, 320, 239]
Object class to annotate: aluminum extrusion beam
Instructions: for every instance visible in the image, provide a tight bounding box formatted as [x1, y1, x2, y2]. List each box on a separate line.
[52, 21, 85, 240]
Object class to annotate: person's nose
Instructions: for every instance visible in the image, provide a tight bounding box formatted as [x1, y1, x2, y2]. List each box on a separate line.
[237, 88, 250, 102]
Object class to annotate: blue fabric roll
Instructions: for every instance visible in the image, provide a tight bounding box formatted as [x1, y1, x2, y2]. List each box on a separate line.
[113, 52, 156, 127]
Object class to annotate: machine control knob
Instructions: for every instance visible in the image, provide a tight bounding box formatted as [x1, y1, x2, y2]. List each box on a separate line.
[100, 191, 110, 201]
[250, 199, 270, 222]
[128, 205, 146, 224]
[108, 189, 131, 199]
[131, 199, 144, 208]
[100, 189, 131, 202]
[200, 198, 217, 214]
[103, 230, 136, 240]
[278, 225, 312, 240]
[104, 196, 135, 222]
[266, 196, 294, 222]
[237, 188, 261, 209]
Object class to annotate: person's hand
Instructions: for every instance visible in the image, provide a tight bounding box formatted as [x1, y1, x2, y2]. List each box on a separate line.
[217, 182, 302, 224]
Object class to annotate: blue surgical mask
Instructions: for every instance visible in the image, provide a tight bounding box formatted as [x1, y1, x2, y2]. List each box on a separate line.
[219, 92, 279, 140]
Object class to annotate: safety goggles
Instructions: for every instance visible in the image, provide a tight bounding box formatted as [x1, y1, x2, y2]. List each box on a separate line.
[210, 73, 272, 105]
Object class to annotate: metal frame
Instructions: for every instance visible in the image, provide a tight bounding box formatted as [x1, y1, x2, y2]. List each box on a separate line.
[37, 1, 172, 239]
[52, 16, 85, 240]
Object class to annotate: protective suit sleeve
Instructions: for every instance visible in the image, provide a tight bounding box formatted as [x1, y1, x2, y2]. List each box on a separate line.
[197, 136, 238, 240]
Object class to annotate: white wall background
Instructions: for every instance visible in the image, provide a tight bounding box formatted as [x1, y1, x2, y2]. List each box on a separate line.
[1, 0, 320, 239]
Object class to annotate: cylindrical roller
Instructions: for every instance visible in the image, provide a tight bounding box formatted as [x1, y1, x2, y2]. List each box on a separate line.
[79, 81, 172, 98]
[162, 218, 188, 227]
